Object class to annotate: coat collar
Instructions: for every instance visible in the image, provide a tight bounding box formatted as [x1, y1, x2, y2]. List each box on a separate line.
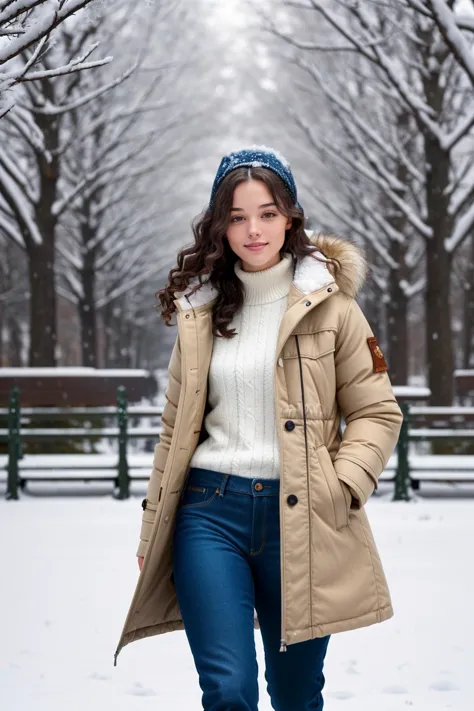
[173, 232, 367, 313]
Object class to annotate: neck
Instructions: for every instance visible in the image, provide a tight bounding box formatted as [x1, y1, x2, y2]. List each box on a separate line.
[234, 252, 294, 305]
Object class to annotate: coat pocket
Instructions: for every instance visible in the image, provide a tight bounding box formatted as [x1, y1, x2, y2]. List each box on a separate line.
[315, 444, 349, 530]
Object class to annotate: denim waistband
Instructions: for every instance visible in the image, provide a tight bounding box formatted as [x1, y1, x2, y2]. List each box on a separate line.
[187, 466, 280, 497]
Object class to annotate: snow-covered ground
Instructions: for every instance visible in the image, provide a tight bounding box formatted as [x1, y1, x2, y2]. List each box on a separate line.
[1, 481, 473, 711]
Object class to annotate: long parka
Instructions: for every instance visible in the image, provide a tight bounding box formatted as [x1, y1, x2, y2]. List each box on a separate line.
[114, 233, 403, 665]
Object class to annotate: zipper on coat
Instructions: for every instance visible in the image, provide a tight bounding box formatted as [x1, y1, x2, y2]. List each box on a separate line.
[295, 335, 314, 636]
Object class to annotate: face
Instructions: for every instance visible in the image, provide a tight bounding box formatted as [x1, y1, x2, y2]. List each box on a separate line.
[225, 179, 292, 272]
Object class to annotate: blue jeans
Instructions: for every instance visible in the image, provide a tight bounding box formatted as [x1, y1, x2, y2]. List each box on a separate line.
[172, 467, 330, 711]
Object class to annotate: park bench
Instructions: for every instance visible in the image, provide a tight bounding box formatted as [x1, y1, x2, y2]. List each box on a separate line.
[0, 368, 159, 499]
[1, 382, 473, 501]
[378, 405, 474, 499]
[0, 388, 163, 500]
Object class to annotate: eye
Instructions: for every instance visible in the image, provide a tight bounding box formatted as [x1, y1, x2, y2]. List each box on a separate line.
[230, 215, 243, 223]
[263, 212, 277, 218]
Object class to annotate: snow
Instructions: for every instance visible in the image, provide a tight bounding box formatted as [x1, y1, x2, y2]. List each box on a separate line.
[445, 198, 474, 253]
[392, 386, 431, 398]
[0, 367, 151, 377]
[1, 482, 473, 710]
[409, 428, 474, 438]
[0, 426, 161, 438]
[230, 143, 292, 168]
[0, 1, 98, 64]
[429, 0, 474, 87]
[410, 407, 474, 416]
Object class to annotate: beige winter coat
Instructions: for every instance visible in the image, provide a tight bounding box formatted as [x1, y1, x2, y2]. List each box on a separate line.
[114, 233, 403, 665]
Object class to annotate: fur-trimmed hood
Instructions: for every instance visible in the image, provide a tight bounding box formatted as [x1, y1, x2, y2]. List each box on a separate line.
[173, 232, 367, 311]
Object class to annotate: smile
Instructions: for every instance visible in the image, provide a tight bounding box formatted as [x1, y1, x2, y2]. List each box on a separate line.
[245, 244, 268, 251]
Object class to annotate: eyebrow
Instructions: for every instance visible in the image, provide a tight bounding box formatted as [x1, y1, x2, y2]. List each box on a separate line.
[230, 202, 276, 212]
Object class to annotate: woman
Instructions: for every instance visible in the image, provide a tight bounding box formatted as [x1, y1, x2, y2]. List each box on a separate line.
[114, 145, 403, 711]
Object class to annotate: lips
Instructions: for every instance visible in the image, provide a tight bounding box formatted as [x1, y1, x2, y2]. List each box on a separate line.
[245, 243, 268, 250]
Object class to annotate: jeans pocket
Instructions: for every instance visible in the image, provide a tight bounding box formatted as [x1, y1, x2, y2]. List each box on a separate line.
[180, 484, 218, 509]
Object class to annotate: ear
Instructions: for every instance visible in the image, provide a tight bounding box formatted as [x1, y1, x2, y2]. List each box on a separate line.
[286, 218, 292, 230]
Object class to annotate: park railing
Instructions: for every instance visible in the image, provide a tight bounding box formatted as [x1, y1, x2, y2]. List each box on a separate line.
[1, 387, 474, 501]
[0, 385, 163, 500]
[391, 404, 474, 500]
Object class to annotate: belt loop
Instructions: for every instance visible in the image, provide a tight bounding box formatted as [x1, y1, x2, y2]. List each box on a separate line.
[219, 473, 229, 497]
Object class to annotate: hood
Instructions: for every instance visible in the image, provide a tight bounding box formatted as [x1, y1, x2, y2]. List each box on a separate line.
[173, 231, 367, 311]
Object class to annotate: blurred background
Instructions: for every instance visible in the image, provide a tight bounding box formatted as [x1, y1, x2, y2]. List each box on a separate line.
[0, 0, 472, 398]
[1, 2, 474, 710]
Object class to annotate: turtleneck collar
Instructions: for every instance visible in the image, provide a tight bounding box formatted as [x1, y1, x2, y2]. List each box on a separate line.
[234, 251, 294, 305]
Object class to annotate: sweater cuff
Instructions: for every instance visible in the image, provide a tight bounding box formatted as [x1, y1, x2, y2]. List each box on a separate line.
[334, 458, 376, 508]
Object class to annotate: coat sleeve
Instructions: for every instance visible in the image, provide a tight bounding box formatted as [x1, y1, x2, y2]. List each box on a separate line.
[136, 332, 182, 557]
[333, 298, 403, 508]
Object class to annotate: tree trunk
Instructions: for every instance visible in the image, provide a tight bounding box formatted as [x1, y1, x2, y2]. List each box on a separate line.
[385, 139, 410, 386]
[79, 255, 98, 367]
[424, 134, 453, 405]
[28, 239, 57, 366]
[387, 271, 408, 385]
[28, 115, 59, 367]
[0, 302, 4, 366]
[463, 234, 474, 369]
[8, 314, 23, 366]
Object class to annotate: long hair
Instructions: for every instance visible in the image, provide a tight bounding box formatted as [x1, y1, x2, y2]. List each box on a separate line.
[157, 166, 337, 338]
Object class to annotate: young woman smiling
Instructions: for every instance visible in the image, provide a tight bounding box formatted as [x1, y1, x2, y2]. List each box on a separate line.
[115, 145, 403, 711]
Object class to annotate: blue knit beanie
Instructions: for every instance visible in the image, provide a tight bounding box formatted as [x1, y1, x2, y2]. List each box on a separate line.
[209, 144, 302, 211]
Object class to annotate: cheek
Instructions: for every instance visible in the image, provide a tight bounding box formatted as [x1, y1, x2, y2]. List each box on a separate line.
[270, 218, 289, 237]
[225, 223, 239, 241]
[225, 224, 245, 251]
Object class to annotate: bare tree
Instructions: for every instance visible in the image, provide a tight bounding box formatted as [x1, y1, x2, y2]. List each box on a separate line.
[0, 0, 111, 117]
[268, 0, 474, 403]
[54, 0, 203, 366]
[0, 8, 138, 365]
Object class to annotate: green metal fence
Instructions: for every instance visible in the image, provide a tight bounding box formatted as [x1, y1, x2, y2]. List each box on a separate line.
[2, 388, 474, 501]
[0, 386, 162, 501]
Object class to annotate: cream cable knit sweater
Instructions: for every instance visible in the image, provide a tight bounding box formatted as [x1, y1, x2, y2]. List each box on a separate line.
[188, 251, 294, 479]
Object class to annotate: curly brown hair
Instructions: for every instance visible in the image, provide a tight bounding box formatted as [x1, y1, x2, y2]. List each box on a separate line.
[157, 166, 336, 338]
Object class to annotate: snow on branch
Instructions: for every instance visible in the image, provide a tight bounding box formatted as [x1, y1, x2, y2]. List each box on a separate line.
[4, 103, 49, 155]
[96, 261, 164, 310]
[306, 1, 444, 141]
[53, 126, 153, 217]
[0, 165, 43, 246]
[303, 180, 400, 270]
[0, 1, 111, 115]
[4, 49, 113, 84]
[445, 199, 474, 253]
[30, 59, 137, 116]
[0, 1, 96, 65]
[426, 0, 474, 86]
[291, 107, 432, 239]
[296, 56, 400, 164]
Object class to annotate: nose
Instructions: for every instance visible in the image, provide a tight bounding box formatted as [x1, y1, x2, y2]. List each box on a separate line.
[248, 217, 261, 237]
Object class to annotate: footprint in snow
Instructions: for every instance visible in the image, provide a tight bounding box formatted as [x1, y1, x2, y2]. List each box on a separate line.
[127, 681, 158, 697]
[345, 660, 360, 675]
[429, 680, 459, 692]
[89, 671, 111, 681]
[328, 690, 355, 700]
[383, 684, 409, 694]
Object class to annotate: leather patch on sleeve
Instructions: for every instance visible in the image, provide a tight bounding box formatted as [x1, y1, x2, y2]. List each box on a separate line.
[367, 337, 388, 373]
